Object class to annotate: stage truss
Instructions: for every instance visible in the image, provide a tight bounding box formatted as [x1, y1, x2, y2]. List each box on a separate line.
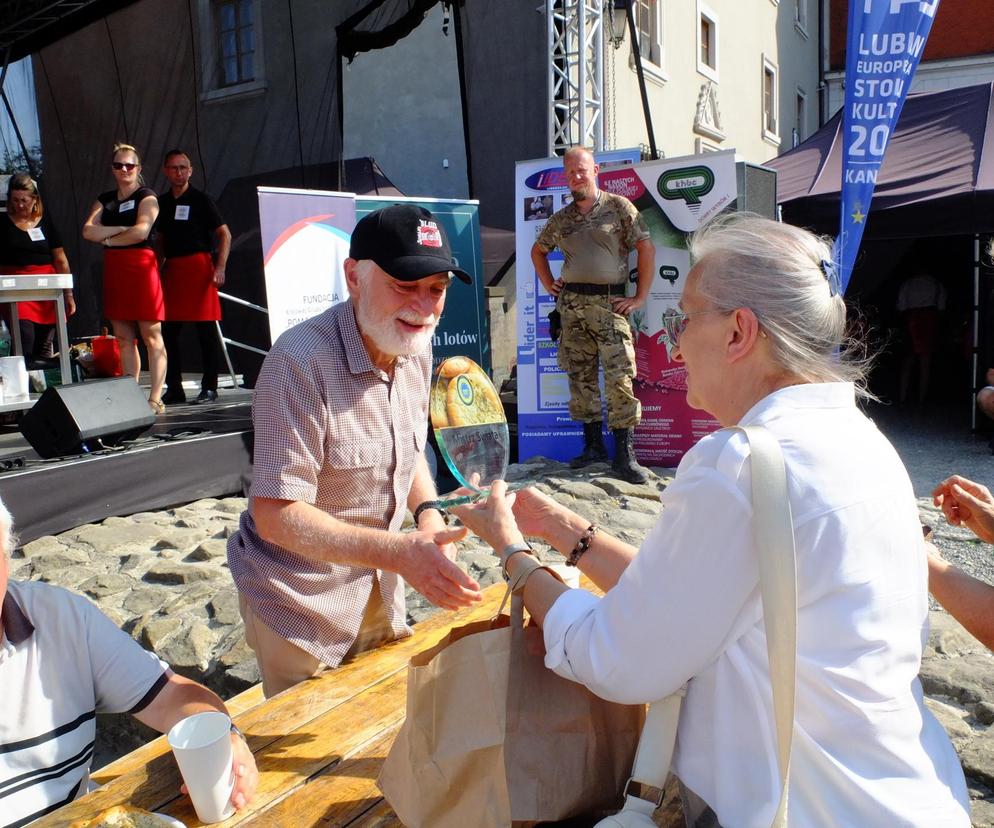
[548, 0, 604, 156]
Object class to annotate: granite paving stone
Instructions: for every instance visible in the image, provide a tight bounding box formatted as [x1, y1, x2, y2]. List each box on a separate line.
[10, 450, 994, 824]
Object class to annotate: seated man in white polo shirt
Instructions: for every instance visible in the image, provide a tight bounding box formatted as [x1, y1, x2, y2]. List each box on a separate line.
[0, 498, 258, 827]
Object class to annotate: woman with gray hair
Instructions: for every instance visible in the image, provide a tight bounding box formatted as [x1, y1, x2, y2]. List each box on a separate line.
[453, 215, 969, 826]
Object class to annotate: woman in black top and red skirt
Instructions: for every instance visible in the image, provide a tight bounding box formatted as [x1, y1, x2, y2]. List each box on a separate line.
[0, 173, 74, 361]
[82, 143, 167, 412]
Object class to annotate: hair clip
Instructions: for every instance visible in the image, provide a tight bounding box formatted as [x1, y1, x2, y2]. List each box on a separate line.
[820, 258, 842, 297]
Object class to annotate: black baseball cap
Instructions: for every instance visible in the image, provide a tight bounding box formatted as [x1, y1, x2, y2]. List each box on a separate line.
[349, 204, 472, 284]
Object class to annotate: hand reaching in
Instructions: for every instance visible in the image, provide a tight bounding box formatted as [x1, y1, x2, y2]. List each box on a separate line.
[932, 475, 994, 544]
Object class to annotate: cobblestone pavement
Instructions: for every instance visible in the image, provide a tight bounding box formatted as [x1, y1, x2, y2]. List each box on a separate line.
[9, 399, 994, 823]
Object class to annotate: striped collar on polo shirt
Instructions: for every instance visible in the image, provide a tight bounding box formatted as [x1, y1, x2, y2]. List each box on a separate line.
[1, 591, 34, 646]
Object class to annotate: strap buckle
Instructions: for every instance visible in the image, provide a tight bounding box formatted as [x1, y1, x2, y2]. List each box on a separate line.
[622, 776, 666, 809]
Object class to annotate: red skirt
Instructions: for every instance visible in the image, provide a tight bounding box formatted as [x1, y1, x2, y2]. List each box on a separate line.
[103, 248, 164, 322]
[162, 252, 221, 321]
[0, 264, 58, 325]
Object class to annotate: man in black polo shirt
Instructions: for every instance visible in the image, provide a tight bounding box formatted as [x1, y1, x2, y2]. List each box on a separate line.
[157, 149, 232, 404]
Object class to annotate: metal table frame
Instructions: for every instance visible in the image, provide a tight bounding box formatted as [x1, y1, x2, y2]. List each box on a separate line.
[0, 272, 73, 410]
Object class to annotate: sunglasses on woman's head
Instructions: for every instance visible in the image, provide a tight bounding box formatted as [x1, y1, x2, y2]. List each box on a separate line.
[112, 162, 137, 171]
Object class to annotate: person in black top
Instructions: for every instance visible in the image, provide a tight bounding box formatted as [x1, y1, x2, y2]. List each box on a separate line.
[82, 143, 167, 413]
[156, 149, 231, 405]
[0, 173, 74, 362]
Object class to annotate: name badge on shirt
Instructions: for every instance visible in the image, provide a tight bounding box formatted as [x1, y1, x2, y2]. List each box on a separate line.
[119, 200, 135, 212]
[175, 205, 190, 221]
[27, 227, 45, 242]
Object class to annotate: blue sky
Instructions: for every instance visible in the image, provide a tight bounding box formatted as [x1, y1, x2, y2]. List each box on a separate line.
[0, 58, 41, 160]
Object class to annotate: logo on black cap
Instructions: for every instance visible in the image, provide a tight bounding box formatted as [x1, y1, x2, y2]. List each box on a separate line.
[417, 220, 443, 249]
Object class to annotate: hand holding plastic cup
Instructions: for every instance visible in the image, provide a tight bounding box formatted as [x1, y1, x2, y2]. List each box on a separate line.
[167, 711, 236, 823]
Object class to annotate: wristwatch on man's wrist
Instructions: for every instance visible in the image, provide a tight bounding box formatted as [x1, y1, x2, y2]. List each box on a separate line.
[230, 722, 246, 742]
[413, 500, 446, 527]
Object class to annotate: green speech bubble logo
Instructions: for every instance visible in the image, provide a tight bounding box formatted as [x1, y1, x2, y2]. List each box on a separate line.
[657, 166, 715, 206]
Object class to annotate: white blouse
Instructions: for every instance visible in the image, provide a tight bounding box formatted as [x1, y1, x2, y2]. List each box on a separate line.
[543, 383, 969, 827]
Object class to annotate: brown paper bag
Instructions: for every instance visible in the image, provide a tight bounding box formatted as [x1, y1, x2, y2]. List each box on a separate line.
[378, 591, 644, 827]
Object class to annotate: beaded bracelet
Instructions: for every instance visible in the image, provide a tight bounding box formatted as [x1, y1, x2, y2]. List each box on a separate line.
[566, 523, 598, 567]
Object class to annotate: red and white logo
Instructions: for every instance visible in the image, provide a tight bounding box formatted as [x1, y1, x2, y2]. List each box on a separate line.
[417, 219, 443, 248]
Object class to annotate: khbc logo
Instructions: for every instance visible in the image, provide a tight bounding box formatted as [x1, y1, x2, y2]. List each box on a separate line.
[657, 166, 715, 211]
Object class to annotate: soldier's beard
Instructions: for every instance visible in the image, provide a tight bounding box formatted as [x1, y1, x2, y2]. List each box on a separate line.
[570, 183, 595, 202]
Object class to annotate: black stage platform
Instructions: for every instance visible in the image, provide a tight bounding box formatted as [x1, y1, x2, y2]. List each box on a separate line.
[0, 397, 253, 545]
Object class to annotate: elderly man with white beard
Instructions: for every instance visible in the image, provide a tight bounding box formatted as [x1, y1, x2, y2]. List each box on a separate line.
[227, 204, 482, 698]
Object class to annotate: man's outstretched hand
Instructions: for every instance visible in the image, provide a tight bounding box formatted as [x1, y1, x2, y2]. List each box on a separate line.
[397, 526, 482, 610]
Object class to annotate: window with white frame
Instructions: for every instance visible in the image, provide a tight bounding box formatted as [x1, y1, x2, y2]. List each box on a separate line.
[635, 0, 663, 69]
[794, 88, 807, 146]
[762, 56, 779, 142]
[197, 0, 266, 101]
[697, 2, 718, 82]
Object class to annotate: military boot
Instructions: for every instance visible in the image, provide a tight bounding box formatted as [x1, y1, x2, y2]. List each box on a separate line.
[570, 421, 609, 468]
[611, 427, 649, 484]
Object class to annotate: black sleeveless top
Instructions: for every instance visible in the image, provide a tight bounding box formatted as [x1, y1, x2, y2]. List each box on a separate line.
[98, 187, 157, 250]
[0, 214, 63, 267]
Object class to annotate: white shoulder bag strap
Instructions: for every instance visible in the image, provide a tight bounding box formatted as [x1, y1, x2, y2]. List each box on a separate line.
[597, 425, 797, 828]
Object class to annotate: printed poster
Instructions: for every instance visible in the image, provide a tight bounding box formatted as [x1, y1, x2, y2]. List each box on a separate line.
[257, 186, 355, 343]
[514, 149, 641, 463]
[357, 196, 488, 373]
[257, 189, 487, 373]
[623, 151, 737, 466]
[514, 149, 738, 467]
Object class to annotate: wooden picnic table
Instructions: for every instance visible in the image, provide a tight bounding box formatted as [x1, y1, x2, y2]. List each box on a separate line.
[36, 578, 682, 828]
[36, 581, 519, 828]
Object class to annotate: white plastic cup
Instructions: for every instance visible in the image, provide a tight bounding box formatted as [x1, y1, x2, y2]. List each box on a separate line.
[548, 562, 581, 589]
[0, 357, 28, 402]
[167, 711, 235, 823]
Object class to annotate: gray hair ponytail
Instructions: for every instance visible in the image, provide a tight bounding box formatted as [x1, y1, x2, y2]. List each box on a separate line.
[688, 214, 872, 396]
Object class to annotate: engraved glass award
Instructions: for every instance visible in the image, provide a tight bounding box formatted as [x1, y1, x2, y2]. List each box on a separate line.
[430, 357, 510, 508]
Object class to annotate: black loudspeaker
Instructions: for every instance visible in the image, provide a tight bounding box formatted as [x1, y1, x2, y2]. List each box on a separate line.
[20, 378, 155, 458]
[735, 161, 778, 219]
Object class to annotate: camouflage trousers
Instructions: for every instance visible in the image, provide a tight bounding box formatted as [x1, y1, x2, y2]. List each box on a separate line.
[556, 290, 640, 429]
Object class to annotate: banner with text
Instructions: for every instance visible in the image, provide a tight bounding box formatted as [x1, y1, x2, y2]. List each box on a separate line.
[838, 0, 939, 292]
[257, 186, 355, 343]
[357, 196, 488, 373]
[625, 151, 736, 465]
[514, 149, 641, 463]
[258, 189, 486, 371]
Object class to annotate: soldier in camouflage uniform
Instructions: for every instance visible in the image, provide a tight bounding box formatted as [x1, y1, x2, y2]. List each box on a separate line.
[530, 147, 655, 484]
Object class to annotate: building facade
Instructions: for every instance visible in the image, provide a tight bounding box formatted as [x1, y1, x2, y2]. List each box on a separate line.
[26, 0, 817, 367]
[825, 0, 994, 115]
[602, 0, 821, 163]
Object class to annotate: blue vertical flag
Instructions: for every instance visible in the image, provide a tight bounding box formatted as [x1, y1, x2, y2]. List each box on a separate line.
[837, 0, 940, 293]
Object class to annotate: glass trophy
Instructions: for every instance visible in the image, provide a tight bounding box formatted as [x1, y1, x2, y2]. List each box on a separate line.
[429, 357, 510, 508]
